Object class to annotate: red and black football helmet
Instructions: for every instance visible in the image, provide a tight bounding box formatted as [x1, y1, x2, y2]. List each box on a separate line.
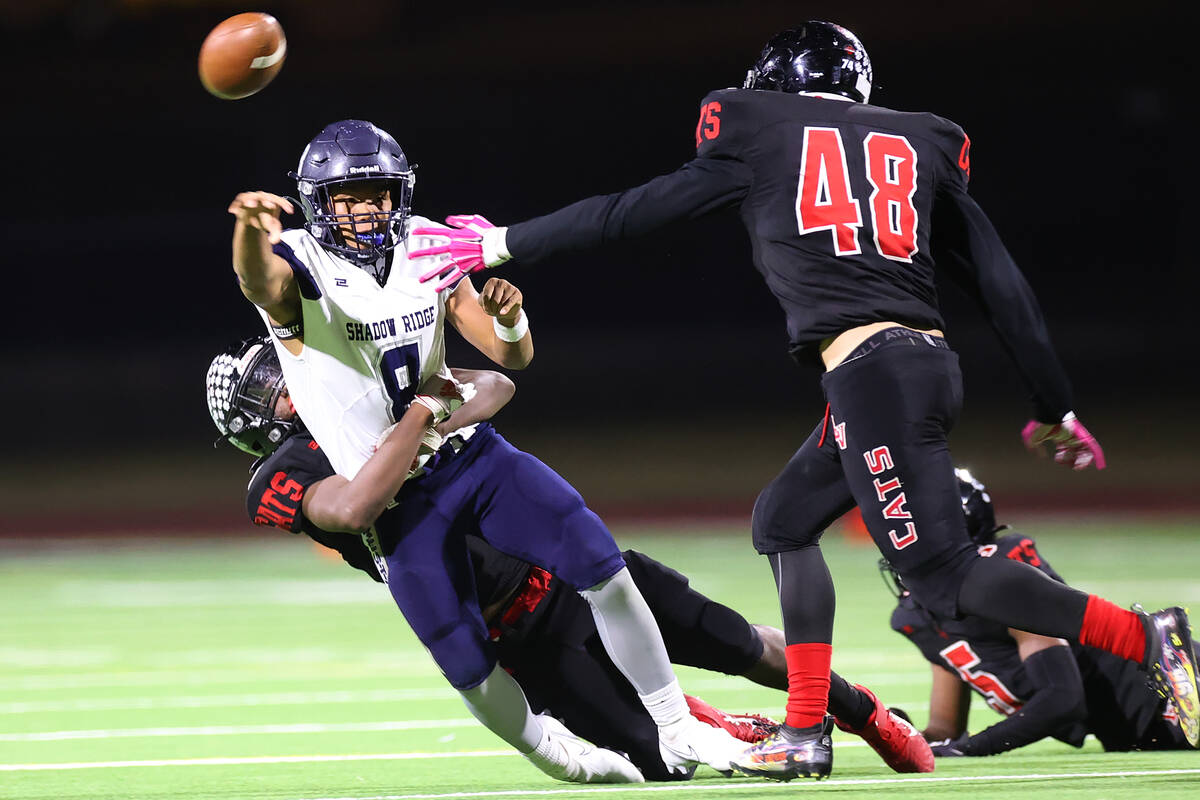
[744, 22, 873, 103]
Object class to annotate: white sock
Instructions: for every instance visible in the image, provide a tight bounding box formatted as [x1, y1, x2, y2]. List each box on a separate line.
[458, 663, 545, 753]
[580, 567, 685, 726]
[638, 678, 692, 730]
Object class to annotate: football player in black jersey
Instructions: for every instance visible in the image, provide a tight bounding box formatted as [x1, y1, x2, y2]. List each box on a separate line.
[408, 21, 1200, 777]
[887, 469, 1196, 757]
[206, 336, 936, 780]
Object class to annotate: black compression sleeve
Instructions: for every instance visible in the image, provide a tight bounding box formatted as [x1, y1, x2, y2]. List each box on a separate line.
[505, 157, 752, 263]
[962, 645, 1087, 756]
[932, 187, 1075, 422]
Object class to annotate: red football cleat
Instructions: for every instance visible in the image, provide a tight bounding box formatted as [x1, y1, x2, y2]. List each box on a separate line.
[834, 685, 934, 773]
[685, 694, 780, 744]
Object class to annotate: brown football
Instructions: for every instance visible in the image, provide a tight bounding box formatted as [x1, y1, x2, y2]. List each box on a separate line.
[198, 12, 287, 100]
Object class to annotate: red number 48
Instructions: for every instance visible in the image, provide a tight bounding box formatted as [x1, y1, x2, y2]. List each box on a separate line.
[796, 128, 919, 262]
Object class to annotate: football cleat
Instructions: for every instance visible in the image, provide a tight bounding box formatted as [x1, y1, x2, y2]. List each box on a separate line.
[657, 714, 748, 777]
[685, 694, 780, 743]
[524, 714, 644, 783]
[833, 685, 934, 773]
[1139, 606, 1200, 747]
[728, 715, 833, 781]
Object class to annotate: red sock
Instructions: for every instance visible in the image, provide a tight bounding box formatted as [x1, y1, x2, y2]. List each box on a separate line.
[1078, 595, 1147, 664]
[784, 643, 832, 729]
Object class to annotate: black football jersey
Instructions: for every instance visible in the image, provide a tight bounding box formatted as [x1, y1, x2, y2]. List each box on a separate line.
[891, 532, 1165, 746]
[245, 434, 531, 609]
[506, 89, 1073, 421]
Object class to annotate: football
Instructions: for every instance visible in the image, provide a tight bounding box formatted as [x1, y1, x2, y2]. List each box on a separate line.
[198, 12, 287, 100]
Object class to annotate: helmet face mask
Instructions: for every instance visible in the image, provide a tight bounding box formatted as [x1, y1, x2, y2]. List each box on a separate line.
[744, 21, 873, 103]
[291, 120, 416, 276]
[955, 467, 998, 546]
[206, 337, 296, 456]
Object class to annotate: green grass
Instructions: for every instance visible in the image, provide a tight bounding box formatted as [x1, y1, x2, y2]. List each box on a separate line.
[2, 520, 1198, 799]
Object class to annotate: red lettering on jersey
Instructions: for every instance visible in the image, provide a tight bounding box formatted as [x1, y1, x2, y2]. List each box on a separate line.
[882, 492, 912, 520]
[958, 134, 971, 178]
[889, 521, 918, 550]
[255, 504, 294, 530]
[863, 445, 894, 475]
[940, 640, 1023, 715]
[796, 127, 862, 255]
[832, 420, 847, 450]
[873, 476, 902, 502]
[1006, 538, 1042, 567]
[863, 133, 919, 262]
[308, 440, 320, 451]
[695, 101, 722, 148]
[270, 471, 304, 501]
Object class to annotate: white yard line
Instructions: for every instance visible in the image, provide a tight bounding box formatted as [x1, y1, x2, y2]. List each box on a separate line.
[0, 719, 483, 742]
[292, 770, 1200, 800]
[0, 687, 462, 713]
[0, 751, 513, 771]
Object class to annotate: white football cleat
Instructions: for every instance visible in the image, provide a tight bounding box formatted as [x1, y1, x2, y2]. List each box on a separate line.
[523, 714, 644, 784]
[658, 715, 747, 776]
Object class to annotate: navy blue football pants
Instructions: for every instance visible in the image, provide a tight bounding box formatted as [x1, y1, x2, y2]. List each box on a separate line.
[382, 425, 626, 689]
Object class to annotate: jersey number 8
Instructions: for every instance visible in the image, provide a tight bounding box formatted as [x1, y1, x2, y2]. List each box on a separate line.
[797, 128, 918, 263]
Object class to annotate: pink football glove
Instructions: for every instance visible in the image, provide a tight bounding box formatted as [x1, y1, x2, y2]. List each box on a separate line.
[1021, 412, 1106, 471]
[409, 215, 505, 292]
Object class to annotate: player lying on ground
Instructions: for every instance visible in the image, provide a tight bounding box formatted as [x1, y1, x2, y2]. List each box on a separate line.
[227, 118, 751, 778]
[409, 21, 1200, 779]
[885, 469, 1197, 757]
[207, 337, 934, 779]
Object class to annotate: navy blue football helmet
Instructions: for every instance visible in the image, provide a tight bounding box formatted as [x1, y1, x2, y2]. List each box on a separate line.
[744, 22, 873, 103]
[289, 119, 415, 269]
[206, 336, 297, 456]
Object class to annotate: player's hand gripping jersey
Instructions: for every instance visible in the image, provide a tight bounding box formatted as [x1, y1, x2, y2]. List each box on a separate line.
[259, 216, 457, 478]
[502, 89, 1073, 421]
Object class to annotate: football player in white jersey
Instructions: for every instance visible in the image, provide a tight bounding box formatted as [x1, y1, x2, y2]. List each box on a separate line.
[226, 119, 748, 779]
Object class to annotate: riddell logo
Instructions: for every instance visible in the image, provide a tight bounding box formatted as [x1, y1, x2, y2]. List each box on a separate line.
[349, 165, 380, 174]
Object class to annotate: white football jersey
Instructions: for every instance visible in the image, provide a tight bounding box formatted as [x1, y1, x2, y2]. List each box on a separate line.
[256, 215, 457, 479]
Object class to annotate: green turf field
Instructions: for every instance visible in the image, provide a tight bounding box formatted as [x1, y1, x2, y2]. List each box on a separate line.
[2, 521, 1198, 799]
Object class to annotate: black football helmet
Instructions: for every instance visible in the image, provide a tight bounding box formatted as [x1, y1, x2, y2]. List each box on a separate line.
[744, 22, 873, 103]
[205, 336, 297, 456]
[289, 119, 415, 275]
[955, 467, 999, 546]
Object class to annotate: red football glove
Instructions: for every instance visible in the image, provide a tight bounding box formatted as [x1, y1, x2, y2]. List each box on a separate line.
[409, 215, 508, 292]
[1021, 412, 1106, 471]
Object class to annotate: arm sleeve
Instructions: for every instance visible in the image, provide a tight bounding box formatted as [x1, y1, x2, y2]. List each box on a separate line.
[960, 645, 1087, 756]
[931, 183, 1075, 422]
[505, 156, 751, 263]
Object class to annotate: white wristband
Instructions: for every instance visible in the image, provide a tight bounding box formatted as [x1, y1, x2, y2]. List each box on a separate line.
[493, 309, 528, 342]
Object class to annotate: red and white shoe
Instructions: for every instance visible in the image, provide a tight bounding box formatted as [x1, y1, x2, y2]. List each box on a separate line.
[834, 685, 934, 773]
[685, 694, 780, 744]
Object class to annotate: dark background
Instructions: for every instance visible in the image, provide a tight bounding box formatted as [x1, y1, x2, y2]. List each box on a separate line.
[1, 0, 1193, 533]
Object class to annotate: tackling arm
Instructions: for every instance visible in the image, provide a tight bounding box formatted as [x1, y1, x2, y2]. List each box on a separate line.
[299, 368, 515, 533]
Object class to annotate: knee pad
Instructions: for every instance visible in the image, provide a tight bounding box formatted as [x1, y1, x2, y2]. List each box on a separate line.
[426, 622, 497, 690]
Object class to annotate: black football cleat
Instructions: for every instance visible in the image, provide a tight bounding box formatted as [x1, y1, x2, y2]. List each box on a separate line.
[728, 714, 833, 781]
[1138, 606, 1200, 747]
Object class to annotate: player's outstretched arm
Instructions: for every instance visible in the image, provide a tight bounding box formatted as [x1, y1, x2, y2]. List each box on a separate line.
[229, 191, 299, 322]
[445, 277, 533, 369]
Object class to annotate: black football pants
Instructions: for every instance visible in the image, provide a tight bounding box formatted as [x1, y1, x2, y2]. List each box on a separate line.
[754, 332, 1091, 641]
